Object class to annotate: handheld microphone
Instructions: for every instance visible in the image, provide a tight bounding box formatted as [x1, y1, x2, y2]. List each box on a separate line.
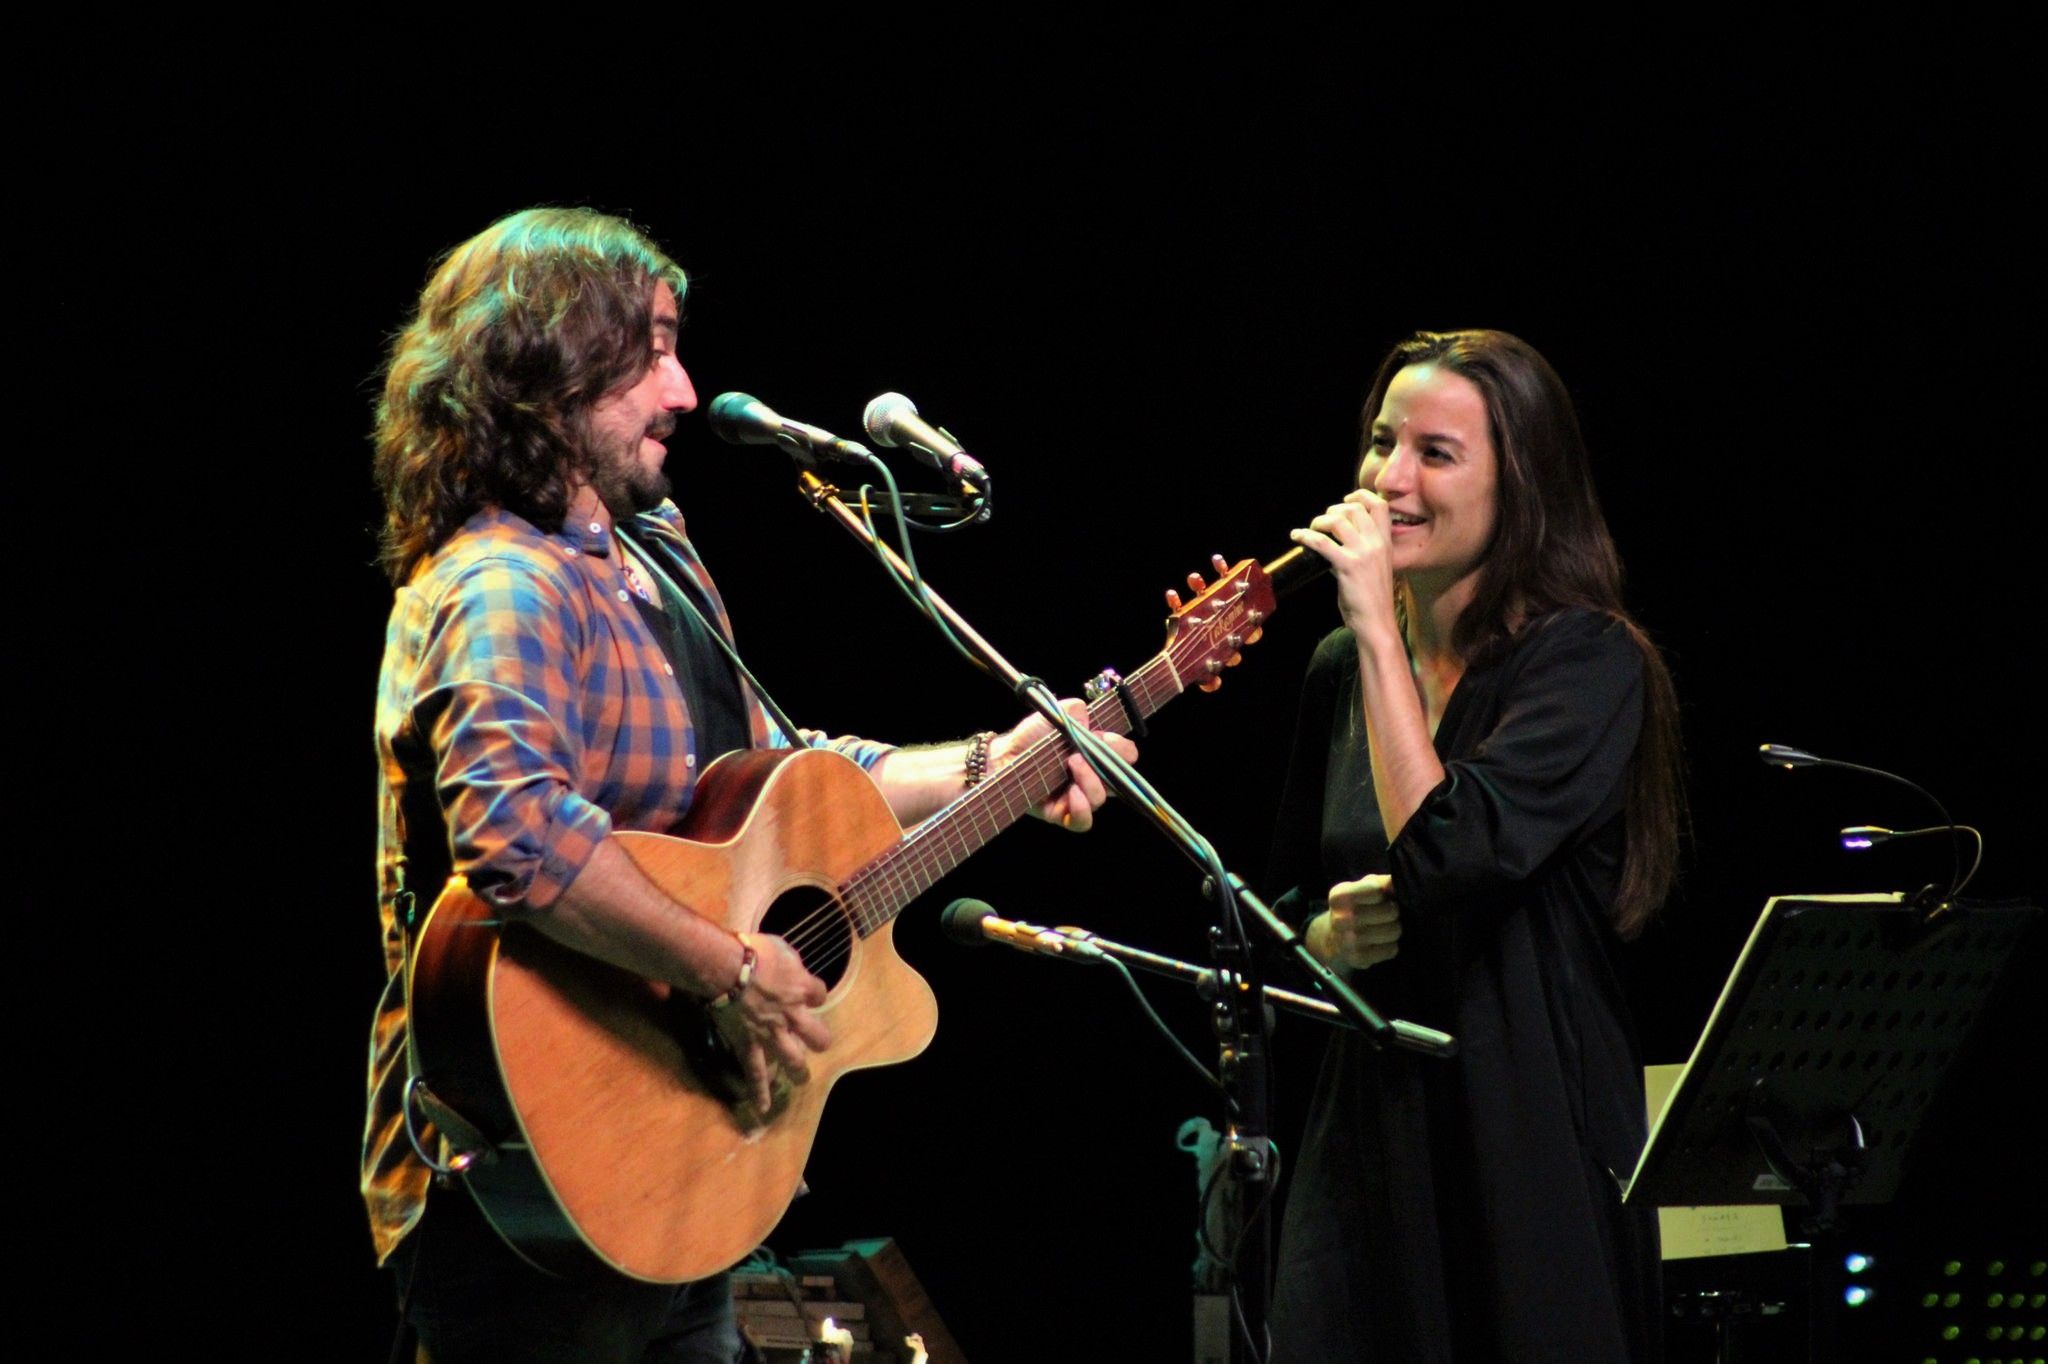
[708, 392, 873, 464]
[1262, 544, 1332, 597]
[862, 392, 989, 488]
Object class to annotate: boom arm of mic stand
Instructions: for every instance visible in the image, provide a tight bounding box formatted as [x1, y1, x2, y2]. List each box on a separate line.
[1051, 924, 1457, 1057]
[801, 472, 1236, 871]
[846, 488, 987, 520]
[799, 469, 1039, 688]
[794, 469, 1448, 1057]
[1218, 872, 1455, 1057]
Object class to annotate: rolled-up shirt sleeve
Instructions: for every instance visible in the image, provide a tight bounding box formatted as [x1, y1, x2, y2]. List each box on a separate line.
[773, 722, 895, 772]
[405, 553, 611, 911]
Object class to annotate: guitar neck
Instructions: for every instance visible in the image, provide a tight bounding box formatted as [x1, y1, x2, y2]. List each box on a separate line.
[840, 645, 1193, 935]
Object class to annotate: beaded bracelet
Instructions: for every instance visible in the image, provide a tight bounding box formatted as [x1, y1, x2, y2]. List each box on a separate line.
[712, 933, 758, 1009]
[964, 731, 996, 785]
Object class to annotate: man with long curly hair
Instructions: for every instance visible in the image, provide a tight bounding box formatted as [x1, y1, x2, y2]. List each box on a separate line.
[364, 207, 1132, 1361]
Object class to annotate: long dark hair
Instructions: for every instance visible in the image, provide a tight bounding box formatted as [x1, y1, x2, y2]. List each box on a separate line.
[373, 207, 688, 583]
[1362, 329, 1683, 936]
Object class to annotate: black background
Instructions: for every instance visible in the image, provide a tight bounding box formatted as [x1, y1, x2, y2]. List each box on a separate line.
[99, 27, 2040, 1359]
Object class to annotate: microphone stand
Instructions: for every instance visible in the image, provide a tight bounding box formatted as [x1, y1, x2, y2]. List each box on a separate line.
[793, 468, 1455, 1364]
[1050, 923, 1456, 1053]
[951, 908, 1456, 1051]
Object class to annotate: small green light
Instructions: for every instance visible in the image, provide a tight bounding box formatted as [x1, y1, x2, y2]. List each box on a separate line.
[1944, 1324, 1961, 1339]
[1949, 1261, 1967, 1276]
[2031, 1261, 2045, 1276]
[1924, 1292, 1941, 1308]
[1991, 1293, 2008, 1307]
[2033, 1294, 2046, 1309]
[2032, 1325, 2047, 1341]
[1948, 1292, 1965, 1307]
[1993, 1261, 2008, 1275]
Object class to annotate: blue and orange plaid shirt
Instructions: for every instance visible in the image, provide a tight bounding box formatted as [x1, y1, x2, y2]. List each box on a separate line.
[363, 489, 891, 1262]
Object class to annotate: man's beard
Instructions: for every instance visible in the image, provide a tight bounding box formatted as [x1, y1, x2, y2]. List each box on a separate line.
[591, 426, 673, 519]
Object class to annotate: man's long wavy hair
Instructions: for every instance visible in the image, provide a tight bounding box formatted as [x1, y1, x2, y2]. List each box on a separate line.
[1362, 329, 1685, 937]
[374, 207, 688, 583]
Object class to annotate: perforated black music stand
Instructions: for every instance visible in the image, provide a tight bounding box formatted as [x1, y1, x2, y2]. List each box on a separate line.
[1626, 892, 2039, 1224]
[1625, 892, 2039, 1362]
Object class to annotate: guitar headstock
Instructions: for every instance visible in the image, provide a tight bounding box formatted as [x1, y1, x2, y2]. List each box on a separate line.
[1161, 554, 1279, 693]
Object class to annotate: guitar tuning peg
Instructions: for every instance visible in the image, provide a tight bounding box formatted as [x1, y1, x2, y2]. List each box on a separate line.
[1186, 571, 1209, 594]
[1199, 676, 1223, 693]
[1211, 553, 1228, 577]
[1245, 626, 1264, 645]
[1164, 588, 1184, 612]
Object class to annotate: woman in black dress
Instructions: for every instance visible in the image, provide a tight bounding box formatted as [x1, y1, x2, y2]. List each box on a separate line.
[1271, 330, 1683, 1362]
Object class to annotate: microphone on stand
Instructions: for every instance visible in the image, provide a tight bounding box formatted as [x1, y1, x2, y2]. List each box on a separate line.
[862, 392, 989, 491]
[707, 392, 874, 465]
[941, 899, 1105, 960]
[942, 898, 1456, 1054]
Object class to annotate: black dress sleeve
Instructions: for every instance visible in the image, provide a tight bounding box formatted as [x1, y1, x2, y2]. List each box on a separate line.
[1388, 609, 1644, 921]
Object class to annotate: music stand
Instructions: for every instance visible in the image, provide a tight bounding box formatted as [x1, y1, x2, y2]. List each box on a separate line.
[1624, 892, 2040, 1362]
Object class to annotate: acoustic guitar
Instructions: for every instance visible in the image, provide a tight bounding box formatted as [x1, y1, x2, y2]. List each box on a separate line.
[406, 555, 1284, 1282]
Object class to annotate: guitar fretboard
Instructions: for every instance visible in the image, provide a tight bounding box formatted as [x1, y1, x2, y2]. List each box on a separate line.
[838, 589, 1256, 933]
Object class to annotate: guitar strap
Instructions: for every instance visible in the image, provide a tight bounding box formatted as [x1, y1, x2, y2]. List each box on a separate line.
[616, 522, 814, 753]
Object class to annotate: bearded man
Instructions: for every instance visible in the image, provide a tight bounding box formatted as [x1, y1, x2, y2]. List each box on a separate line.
[365, 207, 1130, 1362]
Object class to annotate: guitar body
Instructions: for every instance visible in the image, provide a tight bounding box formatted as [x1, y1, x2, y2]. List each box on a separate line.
[408, 746, 938, 1283]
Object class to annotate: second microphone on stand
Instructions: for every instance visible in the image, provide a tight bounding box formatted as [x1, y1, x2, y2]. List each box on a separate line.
[863, 392, 990, 494]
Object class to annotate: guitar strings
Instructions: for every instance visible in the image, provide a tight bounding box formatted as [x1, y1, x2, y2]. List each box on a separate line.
[745, 628, 1209, 978]
[771, 750, 1053, 970]
[762, 734, 1085, 974]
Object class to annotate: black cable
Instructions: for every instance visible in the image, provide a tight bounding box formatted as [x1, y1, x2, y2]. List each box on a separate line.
[1195, 1136, 1281, 1364]
[846, 466, 991, 679]
[1100, 955, 1228, 1100]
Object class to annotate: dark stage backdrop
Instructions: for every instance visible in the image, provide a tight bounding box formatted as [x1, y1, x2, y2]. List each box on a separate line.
[117, 38, 2038, 1360]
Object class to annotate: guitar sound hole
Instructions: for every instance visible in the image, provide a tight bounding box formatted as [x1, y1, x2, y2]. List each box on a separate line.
[758, 886, 855, 991]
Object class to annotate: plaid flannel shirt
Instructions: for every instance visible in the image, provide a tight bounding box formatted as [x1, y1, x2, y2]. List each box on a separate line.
[363, 490, 891, 1262]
